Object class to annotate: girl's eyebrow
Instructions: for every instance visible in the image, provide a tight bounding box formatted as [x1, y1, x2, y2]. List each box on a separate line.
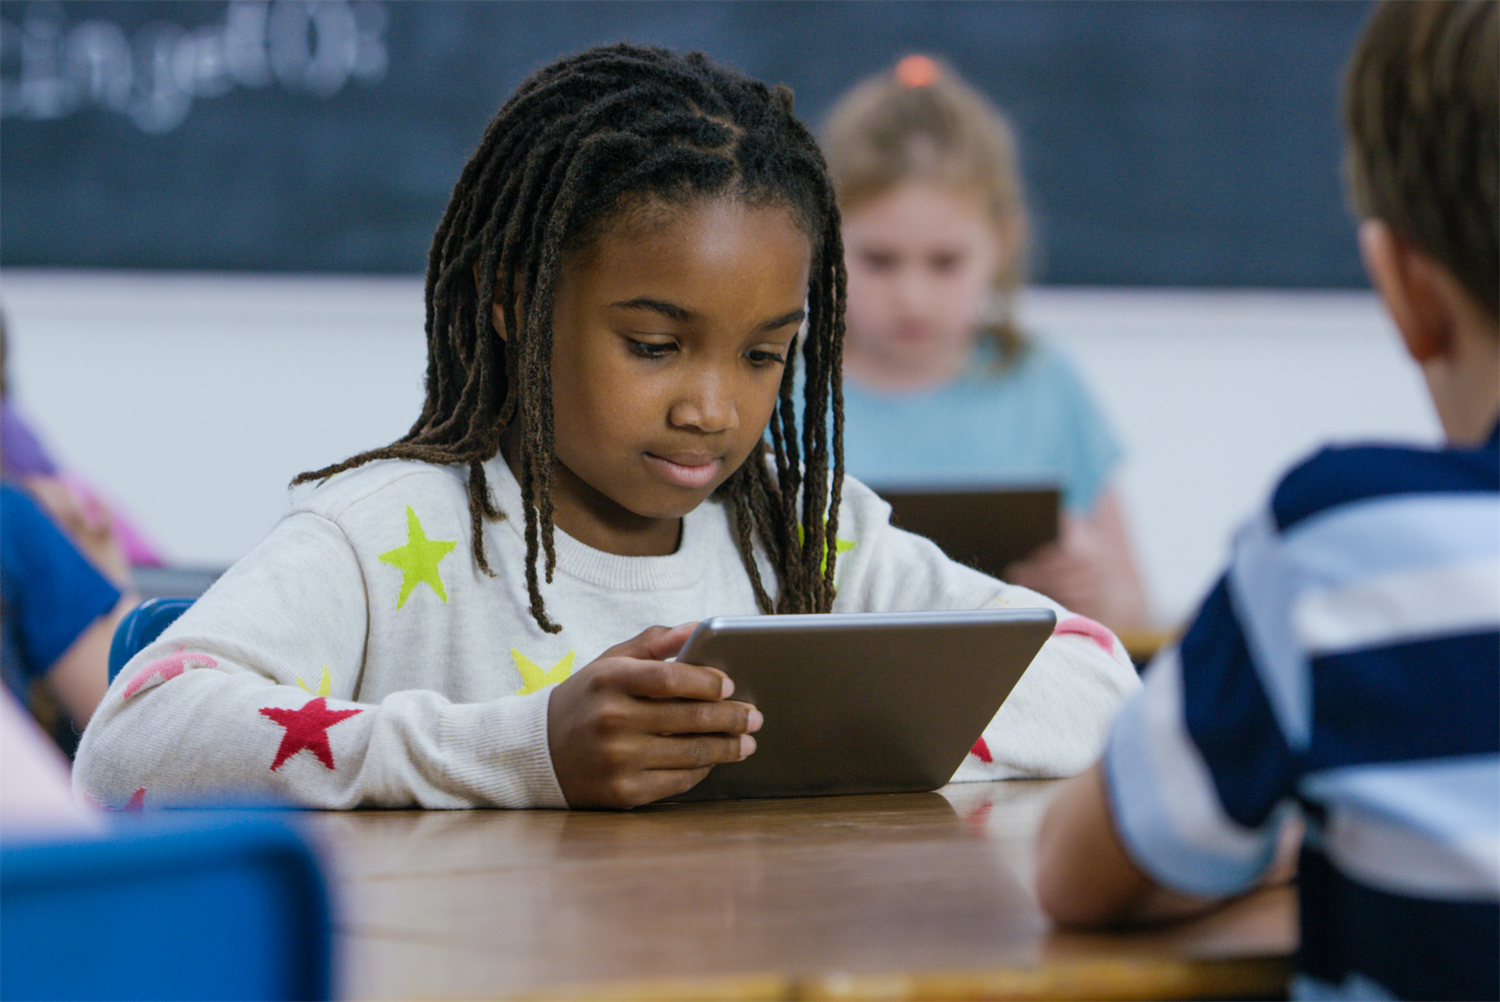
[762, 308, 807, 331]
[610, 296, 692, 321]
[609, 297, 806, 332]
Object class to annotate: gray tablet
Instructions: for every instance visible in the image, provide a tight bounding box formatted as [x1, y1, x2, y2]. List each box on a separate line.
[666, 607, 1056, 802]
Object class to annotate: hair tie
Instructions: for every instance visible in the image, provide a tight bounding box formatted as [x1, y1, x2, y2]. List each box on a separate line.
[894, 54, 941, 88]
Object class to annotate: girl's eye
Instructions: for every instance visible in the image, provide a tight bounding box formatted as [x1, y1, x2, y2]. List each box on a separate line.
[627, 339, 676, 359]
[930, 254, 963, 274]
[746, 349, 787, 367]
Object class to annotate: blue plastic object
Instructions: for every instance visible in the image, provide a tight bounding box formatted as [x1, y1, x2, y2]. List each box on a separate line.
[107, 596, 194, 683]
[1, 813, 333, 1001]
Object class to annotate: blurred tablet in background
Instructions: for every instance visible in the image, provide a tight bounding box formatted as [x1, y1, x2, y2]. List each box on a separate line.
[874, 484, 1061, 577]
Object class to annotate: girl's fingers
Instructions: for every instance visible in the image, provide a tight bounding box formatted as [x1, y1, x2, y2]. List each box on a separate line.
[606, 658, 733, 702]
[646, 698, 762, 737]
[597, 623, 698, 663]
[552, 640, 760, 808]
[570, 730, 755, 807]
[637, 732, 756, 771]
[613, 761, 721, 807]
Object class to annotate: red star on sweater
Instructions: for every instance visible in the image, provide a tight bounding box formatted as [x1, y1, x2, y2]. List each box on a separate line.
[258, 697, 362, 771]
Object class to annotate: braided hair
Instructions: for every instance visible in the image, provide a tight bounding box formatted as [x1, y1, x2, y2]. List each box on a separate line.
[294, 43, 846, 633]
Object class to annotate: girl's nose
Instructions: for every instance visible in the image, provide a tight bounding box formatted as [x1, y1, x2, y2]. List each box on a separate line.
[892, 266, 930, 312]
[669, 371, 739, 433]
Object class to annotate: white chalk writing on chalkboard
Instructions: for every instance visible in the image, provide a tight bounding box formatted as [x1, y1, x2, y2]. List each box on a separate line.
[0, 1, 388, 134]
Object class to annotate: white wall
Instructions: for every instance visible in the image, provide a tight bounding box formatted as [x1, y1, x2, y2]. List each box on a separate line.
[1026, 286, 1438, 623]
[1, 269, 1439, 626]
[2, 269, 428, 566]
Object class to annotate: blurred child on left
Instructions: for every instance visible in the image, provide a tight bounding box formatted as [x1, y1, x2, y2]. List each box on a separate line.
[1, 316, 135, 753]
[1, 479, 134, 754]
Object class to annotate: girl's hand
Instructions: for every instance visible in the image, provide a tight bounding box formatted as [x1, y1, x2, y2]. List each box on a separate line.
[1004, 516, 1107, 618]
[546, 623, 762, 809]
[1003, 488, 1149, 632]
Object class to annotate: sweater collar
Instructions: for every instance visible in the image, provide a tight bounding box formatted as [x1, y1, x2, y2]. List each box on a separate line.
[482, 454, 721, 591]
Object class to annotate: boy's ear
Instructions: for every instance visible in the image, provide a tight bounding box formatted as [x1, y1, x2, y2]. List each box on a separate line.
[1358, 219, 1452, 364]
[471, 261, 512, 342]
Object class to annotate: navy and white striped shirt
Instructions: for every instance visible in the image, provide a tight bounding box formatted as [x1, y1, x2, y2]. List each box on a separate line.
[1105, 423, 1499, 1000]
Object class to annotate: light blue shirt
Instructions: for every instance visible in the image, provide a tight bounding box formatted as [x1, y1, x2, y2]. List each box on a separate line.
[837, 339, 1121, 514]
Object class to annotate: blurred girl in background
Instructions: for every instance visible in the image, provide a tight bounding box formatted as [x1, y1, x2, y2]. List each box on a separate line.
[822, 55, 1149, 632]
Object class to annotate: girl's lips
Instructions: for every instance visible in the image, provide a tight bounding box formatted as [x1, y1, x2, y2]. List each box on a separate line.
[645, 453, 720, 489]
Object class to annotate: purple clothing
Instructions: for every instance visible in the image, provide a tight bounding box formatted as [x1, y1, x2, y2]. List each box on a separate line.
[0, 401, 163, 566]
[0, 400, 58, 478]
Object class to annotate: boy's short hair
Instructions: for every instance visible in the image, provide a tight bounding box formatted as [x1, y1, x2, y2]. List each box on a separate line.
[1343, 0, 1498, 318]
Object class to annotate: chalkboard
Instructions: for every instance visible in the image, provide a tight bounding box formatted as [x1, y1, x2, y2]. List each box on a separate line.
[0, 0, 1372, 286]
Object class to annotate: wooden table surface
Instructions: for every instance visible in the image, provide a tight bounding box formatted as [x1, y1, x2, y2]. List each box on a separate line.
[301, 781, 1294, 1001]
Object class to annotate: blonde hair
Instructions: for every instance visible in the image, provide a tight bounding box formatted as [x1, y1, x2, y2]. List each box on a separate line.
[822, 55, 1030, 364]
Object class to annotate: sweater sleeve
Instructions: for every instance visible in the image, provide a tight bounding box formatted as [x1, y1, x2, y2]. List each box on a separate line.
[73, 512, 566, 810]
[833, 478, 1141, 780]
[955, 590, 1141, 780]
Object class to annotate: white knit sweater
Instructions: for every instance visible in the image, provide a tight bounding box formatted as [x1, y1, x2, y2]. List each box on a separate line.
[75, 455, 1139, 809]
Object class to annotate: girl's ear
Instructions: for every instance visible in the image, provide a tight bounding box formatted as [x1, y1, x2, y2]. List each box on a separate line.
[1359, 218, 1452, 364]
[471, 261, 511, 342]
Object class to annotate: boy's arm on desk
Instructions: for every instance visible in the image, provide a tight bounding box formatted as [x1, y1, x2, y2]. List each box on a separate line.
[1034, 762, 1226, 926]
[1034, 761, 1295, 928]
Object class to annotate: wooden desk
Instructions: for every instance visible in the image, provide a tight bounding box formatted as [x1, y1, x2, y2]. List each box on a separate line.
[1116, 626, 1182, 667]
[301, 781, 1294, 1001]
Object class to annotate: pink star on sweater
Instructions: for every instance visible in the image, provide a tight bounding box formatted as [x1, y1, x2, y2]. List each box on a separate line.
[123, 648, 219, 699]
[1054, 615, 1118, 654]
[259, 698, 363, 771]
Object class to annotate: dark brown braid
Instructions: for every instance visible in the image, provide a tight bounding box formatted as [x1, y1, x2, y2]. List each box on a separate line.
[293, 44, 846, 633]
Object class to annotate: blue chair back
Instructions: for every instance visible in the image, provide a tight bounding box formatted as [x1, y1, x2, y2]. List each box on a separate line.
[1, 814, 333, 1001]
[108, 596, 194, 683]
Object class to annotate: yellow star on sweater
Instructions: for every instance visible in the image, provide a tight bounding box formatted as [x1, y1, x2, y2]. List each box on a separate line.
[512, 649, 575, 695]
[379, 506, 458, 609]
[296, 666, 332, 697]
[797, 524, 856, 574]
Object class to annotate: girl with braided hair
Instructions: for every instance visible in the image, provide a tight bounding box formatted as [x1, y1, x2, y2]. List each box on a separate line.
[76, 44, 1138, 811]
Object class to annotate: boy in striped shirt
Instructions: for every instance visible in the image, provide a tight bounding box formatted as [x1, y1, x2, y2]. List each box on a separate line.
[1033, 2, 1498, 999]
